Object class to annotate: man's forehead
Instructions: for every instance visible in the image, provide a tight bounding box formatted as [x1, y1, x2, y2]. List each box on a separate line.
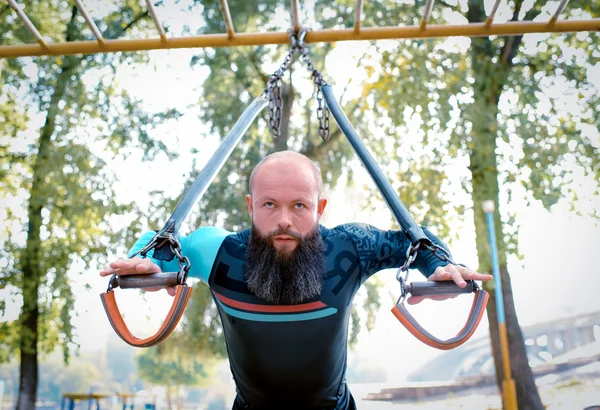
[255, 161, 316, 184]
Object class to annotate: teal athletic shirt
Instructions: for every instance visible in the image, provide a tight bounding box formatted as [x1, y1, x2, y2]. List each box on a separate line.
[129, 223, 450, 410]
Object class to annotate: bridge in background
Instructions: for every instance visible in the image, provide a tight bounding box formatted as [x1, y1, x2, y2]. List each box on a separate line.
[408, 309, 600, 382]
[365, 310, 600, 402]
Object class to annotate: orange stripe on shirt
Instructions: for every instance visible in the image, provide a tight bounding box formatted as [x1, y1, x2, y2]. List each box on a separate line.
[213, 291, 327, 313]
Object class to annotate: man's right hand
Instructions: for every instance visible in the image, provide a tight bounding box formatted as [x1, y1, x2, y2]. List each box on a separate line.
[99, 257, 176, 296]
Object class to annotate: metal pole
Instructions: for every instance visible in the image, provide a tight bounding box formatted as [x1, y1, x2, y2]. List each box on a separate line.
[145, 0, 167, 42]
[354, 0, 364, 34]
[420, 0, 435, 30]
[485, 0, 503, 29]
[219, 0, 236, 39]
[482, 200, 518, 410]
[2, 18, 599, 58]
[7, 0, 49, 51]
[73, 0, 106, 46]
[291, 0, 301, 33]
[549, 0, 570, 27]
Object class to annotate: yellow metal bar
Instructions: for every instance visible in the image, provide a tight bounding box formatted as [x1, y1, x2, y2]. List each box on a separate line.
[420, 0, 435, 30]
[219, 0, 235, 39]
[73, 0, 105, 46]
[291, 0, 301, 32]
[354, 0, 364, 34]
[7, 0, 49, 51]
[145, 0, 167, 42]
[2, 19, 599, 59]
[549, 0, 570, 27]
[485, 0, 503, 29]
[499, 323, 518, 410]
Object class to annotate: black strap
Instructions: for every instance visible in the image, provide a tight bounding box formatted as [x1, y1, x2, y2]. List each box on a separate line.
[150, 95, 269, 260]
[321, 84, 429, 246]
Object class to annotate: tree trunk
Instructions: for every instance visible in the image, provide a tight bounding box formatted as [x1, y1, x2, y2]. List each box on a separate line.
[468, 33, 544, 410]
[16, 52, 77, 410]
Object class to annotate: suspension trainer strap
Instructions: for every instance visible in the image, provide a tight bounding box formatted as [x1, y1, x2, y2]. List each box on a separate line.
[101, 95, 268, 347]
[322, 84, 489, 349]
[101, 285, 192, 348]
[321, 84, 429, 246]
[392, 288, 489, 350]
[152, 94, 269, 261]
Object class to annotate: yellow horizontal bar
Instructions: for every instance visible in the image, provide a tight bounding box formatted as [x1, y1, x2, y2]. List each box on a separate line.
[1, 19, 599, 58]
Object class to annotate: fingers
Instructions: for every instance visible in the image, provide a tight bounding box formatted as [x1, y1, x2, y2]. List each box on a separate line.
[430, 264, 493, 286]
[430, 265, 466, 287]
[99, 257, 161, 277]
[100, 257, 173, 297]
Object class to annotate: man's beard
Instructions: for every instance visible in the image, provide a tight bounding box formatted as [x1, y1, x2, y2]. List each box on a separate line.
[244, 224, 327, 305]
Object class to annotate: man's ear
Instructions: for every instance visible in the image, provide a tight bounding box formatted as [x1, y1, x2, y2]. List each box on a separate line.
[317, 197, 328, 219]
[246, 194, 253, 217]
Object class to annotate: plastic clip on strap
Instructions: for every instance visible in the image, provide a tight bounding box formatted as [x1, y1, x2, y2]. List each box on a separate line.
[100, 95, 268, 348]
[321, 84, 489, 349]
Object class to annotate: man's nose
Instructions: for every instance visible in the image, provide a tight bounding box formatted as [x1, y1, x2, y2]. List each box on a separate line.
[277, 208, 293, 229]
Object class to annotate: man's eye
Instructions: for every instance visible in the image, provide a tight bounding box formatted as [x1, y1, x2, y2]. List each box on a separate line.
[265, 202, 274, 208]
[294, 203, 304, 209]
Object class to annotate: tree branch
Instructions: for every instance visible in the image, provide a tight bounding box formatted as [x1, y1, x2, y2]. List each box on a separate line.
[104, 9, 150, 40]
[499, 0, 538, 68]
[438, 0, 464, 15]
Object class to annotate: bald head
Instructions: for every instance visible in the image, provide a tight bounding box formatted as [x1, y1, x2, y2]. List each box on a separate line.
[248, 151, 323, 196]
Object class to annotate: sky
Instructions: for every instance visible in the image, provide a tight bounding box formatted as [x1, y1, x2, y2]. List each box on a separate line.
[1, 0, 599, 385]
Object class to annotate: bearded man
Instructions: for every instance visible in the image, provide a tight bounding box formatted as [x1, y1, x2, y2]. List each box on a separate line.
[100, 151, 491, 410]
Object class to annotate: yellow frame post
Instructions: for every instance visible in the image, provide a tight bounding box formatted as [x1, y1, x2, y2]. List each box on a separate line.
[1, 18, 599, 59]
[483, 201, 518, 410]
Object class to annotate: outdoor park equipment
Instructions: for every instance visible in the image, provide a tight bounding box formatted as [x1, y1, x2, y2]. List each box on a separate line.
[99, 28, 489, 349]
[5, 0, 595, 349]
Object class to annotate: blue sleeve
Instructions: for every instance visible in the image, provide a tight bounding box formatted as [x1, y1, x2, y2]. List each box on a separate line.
[337, 223, 451, 279]
[127, 226, 233, 285]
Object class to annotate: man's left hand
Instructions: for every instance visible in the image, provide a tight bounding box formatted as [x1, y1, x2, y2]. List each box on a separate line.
[407, 264, 493, 305]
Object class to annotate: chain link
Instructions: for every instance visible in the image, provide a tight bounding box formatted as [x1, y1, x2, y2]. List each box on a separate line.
[136, 232, 190, 286]
[166, 235, 190, 285]
[265, 29, 330, 142]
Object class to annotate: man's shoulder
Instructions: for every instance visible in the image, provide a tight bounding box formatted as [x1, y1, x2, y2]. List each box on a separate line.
[323, 222, 384, 239]
[186, 226, 245, 250]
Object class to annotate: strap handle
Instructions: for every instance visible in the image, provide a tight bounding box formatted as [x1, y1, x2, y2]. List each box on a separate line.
[100, 284, 192, 348]
[321, 84, 429, 245]
[391, 288, 489, 350]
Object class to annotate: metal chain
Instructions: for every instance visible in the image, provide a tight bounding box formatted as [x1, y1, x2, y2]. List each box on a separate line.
[265, 29, 330, 142]
[135, 232, 190, 286]
[422, 242, 456, 265]
[168, 235, 191, 285]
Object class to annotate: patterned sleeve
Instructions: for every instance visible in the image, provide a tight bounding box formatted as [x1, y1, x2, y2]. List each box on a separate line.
[335, 223, 451, 280]
[127, 226, 233, 285]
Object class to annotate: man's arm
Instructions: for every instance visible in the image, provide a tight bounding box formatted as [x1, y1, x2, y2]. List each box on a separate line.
[336, 223, 492, 303]
[126, 226, 232, 284]
[99, 227, 232, 292]
[337, 223, 450, 279]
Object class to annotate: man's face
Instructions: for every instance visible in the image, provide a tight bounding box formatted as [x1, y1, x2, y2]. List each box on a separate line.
[245, 159, 327, 252]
